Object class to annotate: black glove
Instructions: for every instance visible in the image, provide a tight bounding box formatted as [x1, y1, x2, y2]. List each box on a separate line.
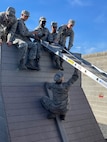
[74, 68, 78, 75]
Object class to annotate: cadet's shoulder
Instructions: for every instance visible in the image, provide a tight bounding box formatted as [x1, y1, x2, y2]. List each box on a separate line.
[58, 24, 66, 30]
[35, 25, 41, 30]
[17, 18, 24, 24]
[44, 27, 49, 32]
[70, 28, 74, 34]
[13, 17, 17, 23]
[0, 12, 5, 17]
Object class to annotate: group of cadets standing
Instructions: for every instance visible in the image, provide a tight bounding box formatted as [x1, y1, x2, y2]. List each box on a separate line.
[0, 7, 75, 71]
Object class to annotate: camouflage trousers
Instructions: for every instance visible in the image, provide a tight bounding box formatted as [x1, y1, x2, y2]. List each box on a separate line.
[41, 95, 68, 115]
[13, 38, 38, 62]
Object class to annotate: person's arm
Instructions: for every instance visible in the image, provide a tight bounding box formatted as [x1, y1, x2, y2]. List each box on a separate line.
[68, 30, 74, 50]
[55, 26, 63, 43]
[67, 68, 79, 86]
[0, 12, 5, 43]
[7, 20, 18, 44]
[45, 82, 52, 90]
[48, 33, 53, 43]
[18, 19, 34, 37]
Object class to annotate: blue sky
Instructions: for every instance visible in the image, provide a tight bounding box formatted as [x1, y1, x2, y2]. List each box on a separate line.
[0, 0, 107, 55]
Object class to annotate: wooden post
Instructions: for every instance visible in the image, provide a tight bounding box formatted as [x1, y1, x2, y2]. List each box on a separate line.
[55, 116, 69, 142]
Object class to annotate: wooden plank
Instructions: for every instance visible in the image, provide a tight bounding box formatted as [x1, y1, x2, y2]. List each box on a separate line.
[55, 116, 69, 142]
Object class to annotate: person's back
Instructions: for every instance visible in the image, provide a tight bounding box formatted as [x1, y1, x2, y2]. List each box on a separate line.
[41, 68, 79, 120]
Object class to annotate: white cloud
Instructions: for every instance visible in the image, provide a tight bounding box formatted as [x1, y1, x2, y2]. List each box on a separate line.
[73, 41, 107, 55]
[67, 0, 91, 6]
[84, 47, 96, 54]
[94, 13, 106, 24]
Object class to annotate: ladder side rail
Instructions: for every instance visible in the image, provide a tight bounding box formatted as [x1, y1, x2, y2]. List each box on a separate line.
[64, 48, 107, 76]
[60, 53, 107, 88]
[41, 41, 107, 89]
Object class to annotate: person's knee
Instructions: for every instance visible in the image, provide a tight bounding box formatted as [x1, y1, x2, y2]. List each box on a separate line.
[19, 42, 28, 49]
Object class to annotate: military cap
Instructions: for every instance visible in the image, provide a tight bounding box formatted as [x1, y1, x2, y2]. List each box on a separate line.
[68, 19, 75, 26]
[54, 72, 63, 82]
[21, 10, 30, 17]
[39, 17, 46, 22]
[51, 22, 57, 27]
[6, 7, 15, 16]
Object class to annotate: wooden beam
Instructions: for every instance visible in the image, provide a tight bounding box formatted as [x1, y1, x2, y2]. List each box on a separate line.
[44, 83, 69, 142]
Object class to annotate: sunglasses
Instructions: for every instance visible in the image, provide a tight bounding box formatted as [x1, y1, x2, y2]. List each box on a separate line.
[70, 24, 73, 27]
[53, 26, 57, 28]
[24, 15, 29, 18]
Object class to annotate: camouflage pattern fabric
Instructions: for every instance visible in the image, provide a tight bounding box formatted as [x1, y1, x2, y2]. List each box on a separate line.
[41, 69, 79, 114]
[13, 18, 38, 60]
[0, 12, 17, 42]
[56, 24, 74, 50]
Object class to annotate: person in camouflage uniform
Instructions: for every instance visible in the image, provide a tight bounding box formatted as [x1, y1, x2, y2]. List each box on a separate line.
[56, 19, 75, 51]
[13, 10, 39, 70]
[33, 17, 50, 69]
[41, 68, 79, 120]
[0, 7, 17, 46]
[49, 22, 64, 70]
[34, 16, 50, 42]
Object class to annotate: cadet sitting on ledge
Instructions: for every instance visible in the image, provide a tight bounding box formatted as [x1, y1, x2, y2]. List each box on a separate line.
[40, 68, 79, 120]
[13, 10, 39, 70]
[0, 7, 17, 46]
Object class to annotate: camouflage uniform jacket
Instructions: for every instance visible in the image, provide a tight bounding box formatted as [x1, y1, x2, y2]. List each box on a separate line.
[0, 12, 17, 42]
[15, 18, 35, 41]
[34, 25, 50, 41]
[49, 32, 57, 43]
[45, 69, 78, 112]
[57, 24, 74, 50]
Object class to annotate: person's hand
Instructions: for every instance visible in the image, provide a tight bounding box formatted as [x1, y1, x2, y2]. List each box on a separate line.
[32, 31, 38, 35]
[0, 39, 2, 45]
[42, 33, 45, 37]
[74, 68, 78, 74]
[7, 41, 12, 46]
[75, 68, 78, 71]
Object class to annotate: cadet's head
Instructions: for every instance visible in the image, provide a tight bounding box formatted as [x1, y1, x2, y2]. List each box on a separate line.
[39, 17, 46, 27]
[54, 72, 64, 83]
[67, 19, 75, 29]
[6, 7, 16, 18]
[21, 10, 30, 21]
[51, 22, 57, 28]
[51, 22, 57, 32]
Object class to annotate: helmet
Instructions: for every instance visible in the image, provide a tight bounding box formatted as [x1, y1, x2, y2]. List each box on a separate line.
[51, 22, 57, 27]
[68, 19, 75, 26]
[54, 72, 63, 82]
[21, 10, 30, 17]
[6, 7, 15, 16]
[39, 16, 46, 22]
